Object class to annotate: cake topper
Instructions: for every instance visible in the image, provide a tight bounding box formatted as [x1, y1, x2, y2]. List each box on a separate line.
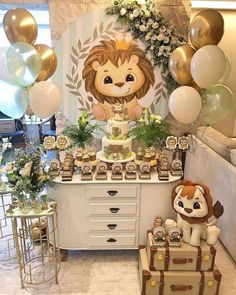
[165, 136, 178, 151]
[95, 162, 108, 181]
[43, 136, 56, 150]
[178, 136, 190, 150]
[139, 162, 151, 180]
[81, 163, 93, 181]
[125, 161, 137, 180]
[49, 159, 60, 177]
[111, 162, 123, 180]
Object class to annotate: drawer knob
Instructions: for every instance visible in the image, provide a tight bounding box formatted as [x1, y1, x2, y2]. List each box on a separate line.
[107, 190, 118, 196]
[107, 224, 117, 229]
[107, 238, 117, 243]
[109, 208, 120, 214]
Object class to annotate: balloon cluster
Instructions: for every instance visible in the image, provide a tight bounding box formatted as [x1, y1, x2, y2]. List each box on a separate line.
[0, 8, 61, 119]
[168, 9, 235, 125]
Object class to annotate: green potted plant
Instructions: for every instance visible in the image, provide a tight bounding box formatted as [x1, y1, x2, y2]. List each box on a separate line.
[131, 109, 171, 148]
[63, 110, 100, 148]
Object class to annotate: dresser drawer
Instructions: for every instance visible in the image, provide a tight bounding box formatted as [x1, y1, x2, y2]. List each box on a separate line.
[88, 202, 138, 216]
[89, 234, 137, 247]
[86, 184, 138, 199]
[88, 218, 137, 231]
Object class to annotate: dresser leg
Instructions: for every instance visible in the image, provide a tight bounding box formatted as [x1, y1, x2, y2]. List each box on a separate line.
[60, 249, 68, 262]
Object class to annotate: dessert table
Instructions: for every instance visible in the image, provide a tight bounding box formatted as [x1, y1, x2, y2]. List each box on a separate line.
[47, 172, 181, 250]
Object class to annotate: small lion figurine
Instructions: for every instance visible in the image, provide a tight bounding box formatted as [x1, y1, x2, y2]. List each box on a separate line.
[82, 39, 155, 121]
[165, 180, 224, 247]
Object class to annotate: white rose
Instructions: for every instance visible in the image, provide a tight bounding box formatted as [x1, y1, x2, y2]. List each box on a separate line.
[164, 37, 170, 44]
[133, 9, 140, 17]
[120, 8, 127, 16]
[145, 10, 150, 17]
[157, 34, 165, 41]
[159, 45, 166, 52]
[151, 35, 157, 41]
[139, 25, 147, 32]
[152, 22, 159, 29]
[129, 14, 134, 20]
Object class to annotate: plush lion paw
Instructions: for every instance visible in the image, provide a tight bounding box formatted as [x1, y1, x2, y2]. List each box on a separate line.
[92, 104, 107, 121]
[165, 219, 177, 231]
[207, 226, 220, 245]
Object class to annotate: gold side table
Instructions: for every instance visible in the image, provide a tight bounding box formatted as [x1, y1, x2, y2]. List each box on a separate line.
[0, 186, 17, 264]
[6, 202, 60, 288]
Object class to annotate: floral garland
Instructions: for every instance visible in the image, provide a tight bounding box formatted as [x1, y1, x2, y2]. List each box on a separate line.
[106, 0, 186, 94]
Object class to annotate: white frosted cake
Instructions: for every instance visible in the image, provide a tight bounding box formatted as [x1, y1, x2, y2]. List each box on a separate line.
[102, 118, 132, 161]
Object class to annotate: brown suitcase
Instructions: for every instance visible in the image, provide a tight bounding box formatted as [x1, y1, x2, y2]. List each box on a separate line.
[147, 231, 216, 271]
[139, 247, 221, 295]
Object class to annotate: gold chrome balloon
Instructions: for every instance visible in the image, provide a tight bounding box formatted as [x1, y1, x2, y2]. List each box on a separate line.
[168, 46, 196, 85]
[3, 8, 38, 45]
[190, 9, 224, 50]
[34, 44, 58, 81]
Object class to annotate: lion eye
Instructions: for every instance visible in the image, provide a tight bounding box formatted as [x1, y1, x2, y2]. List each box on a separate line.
[178, 201, 184, 208]
[126, 74, 134, 82]
[193, 202, 201, 209]
[104, 76, 113, 84]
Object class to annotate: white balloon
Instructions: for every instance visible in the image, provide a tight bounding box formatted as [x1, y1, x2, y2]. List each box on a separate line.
[190, 45, 227, 89]
[29, 81, 61, 118]
[0, 46, 18, 85]
[169, 86, 202, 124]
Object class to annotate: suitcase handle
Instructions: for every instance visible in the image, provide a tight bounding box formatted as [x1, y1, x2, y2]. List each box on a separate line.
[172, 258, 193, 264]
[107, 224, 117, 229]
[109, 208, 120, 213]
[107, 190, 118, 196]
[170, 285, 193, 292]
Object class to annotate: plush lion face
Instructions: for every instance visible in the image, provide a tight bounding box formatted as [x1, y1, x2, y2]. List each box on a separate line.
[171, 180, 213, 223]
[82, 40, 155, 105]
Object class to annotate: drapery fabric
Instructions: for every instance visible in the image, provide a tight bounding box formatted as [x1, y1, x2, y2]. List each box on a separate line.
[48, 0, 191, 41]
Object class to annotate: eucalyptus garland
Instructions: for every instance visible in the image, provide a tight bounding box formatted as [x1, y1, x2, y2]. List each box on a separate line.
[106, 0, 187, 94]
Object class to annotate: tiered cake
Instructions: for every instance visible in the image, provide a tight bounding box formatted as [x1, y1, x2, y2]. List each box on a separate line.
[102, 117, 132, 161]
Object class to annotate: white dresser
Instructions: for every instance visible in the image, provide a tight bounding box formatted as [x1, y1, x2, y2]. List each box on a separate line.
[48, 172, 180, 250]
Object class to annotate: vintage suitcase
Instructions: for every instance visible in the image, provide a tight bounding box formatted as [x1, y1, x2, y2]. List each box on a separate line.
[147, 231, 216, 271]
[139, 247, 222, 295]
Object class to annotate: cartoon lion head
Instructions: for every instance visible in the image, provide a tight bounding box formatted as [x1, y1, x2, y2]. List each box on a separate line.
[171, 180, 213, 224]
[82, 39, 155, 105]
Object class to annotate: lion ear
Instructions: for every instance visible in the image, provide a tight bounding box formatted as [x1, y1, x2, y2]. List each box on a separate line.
[130, 55, 139, 64]
[175, 185, 184, 194]
[196, 185, 205, 194]
[92, 61, 100, 71]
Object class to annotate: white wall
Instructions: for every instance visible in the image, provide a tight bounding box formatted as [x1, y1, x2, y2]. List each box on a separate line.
[191, 9, 236, 137]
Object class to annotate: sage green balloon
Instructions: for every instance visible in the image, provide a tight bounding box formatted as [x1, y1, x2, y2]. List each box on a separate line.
[202, 84, 235, 124]
[6, 42, 41, 87]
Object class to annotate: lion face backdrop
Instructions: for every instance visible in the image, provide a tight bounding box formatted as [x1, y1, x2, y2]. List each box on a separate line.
[54, 8, 171, 125]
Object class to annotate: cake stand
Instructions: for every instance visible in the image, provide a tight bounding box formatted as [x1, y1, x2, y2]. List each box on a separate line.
[96, 151, 136, 164]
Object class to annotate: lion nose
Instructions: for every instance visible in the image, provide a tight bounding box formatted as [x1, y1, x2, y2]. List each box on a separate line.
[115, 82, 125, 87]
[184, 208, 193, 214]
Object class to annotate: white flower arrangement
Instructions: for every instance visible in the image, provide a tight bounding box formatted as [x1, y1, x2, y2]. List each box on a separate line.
[106, 0, 186, 91]
[0, 137, 12, 165]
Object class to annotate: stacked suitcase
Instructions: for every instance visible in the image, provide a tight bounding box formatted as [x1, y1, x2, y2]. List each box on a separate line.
[139, 230, 222, 295]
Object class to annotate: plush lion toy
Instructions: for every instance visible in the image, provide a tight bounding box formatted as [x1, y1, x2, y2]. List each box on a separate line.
[165, 180, 224, 247]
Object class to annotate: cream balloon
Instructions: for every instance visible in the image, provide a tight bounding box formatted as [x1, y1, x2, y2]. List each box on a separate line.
[190, 45, 227, 89]
[29, 81, 61, 118]
[169, 86, 202, 124]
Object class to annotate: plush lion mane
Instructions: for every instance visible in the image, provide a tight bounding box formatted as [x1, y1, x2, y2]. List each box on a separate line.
[82, 39, 155, 105]
[171, 180, 213, 224]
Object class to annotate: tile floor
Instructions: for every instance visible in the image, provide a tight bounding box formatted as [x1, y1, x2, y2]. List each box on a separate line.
[0, 241, 236, 295]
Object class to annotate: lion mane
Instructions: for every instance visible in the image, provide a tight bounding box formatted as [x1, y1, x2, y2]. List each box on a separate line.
[171, 180, 213, 224]
[82, 39, 155, 105]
